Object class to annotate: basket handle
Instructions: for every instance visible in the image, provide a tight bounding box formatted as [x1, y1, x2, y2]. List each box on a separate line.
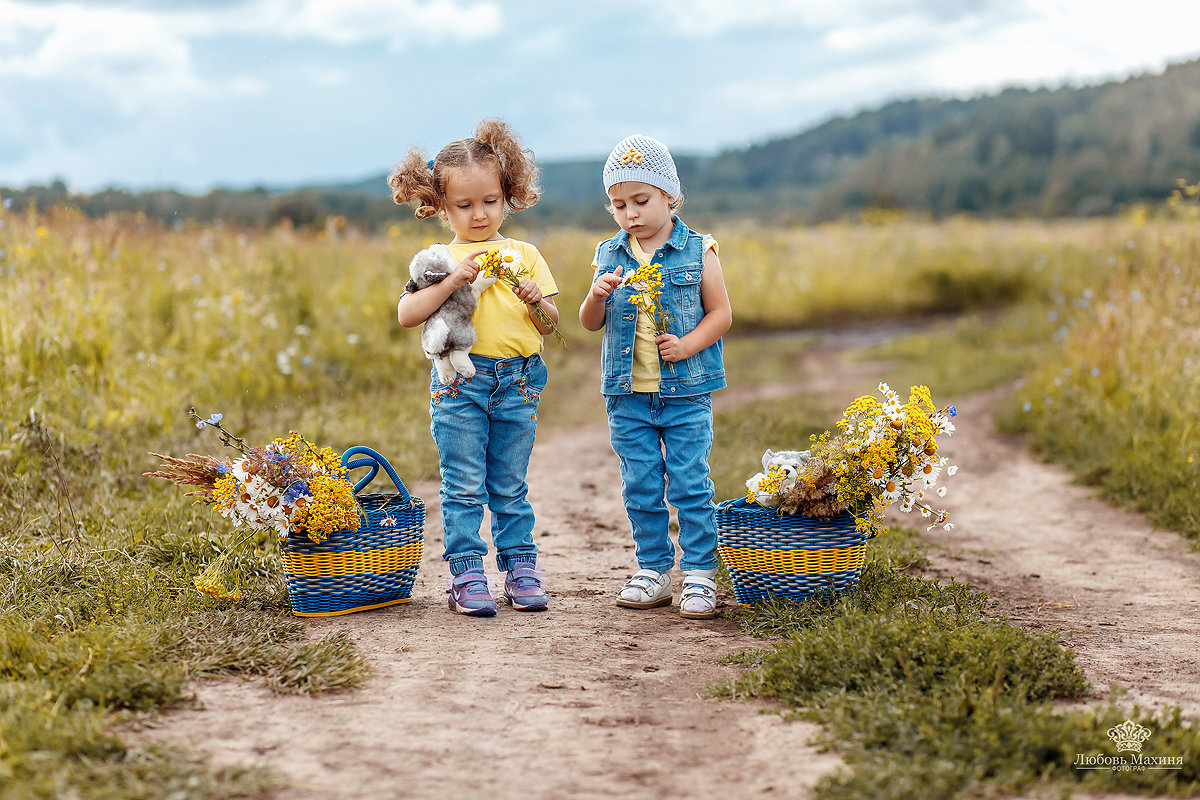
[340, 446, 413, 505]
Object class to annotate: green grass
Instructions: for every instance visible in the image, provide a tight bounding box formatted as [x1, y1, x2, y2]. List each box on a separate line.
[997, 214, 1200, 539]
[0, 425, 370, 797]
[1, 201, 1196, 795]
[715, 530, 1200, 800]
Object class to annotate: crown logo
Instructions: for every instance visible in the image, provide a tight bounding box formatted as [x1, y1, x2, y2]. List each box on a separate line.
[1106, 719, 1152, 752]
[619, 146, 644, 165]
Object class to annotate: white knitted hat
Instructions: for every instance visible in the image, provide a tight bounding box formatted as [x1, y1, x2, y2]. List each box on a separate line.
[602, 134, 680, 199]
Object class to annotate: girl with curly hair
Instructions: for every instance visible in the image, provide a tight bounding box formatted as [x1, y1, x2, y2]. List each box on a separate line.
[391, 118, 558, 617]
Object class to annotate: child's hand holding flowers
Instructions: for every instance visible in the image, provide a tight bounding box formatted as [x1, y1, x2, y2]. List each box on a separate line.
[478, 248, 567, 348]
[619, 262, 676, 372]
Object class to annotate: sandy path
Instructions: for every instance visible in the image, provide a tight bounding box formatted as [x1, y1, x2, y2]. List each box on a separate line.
[922, 386, 1200, 716]
[147, 420, 841, 799]
[145, 346, 1200, 797]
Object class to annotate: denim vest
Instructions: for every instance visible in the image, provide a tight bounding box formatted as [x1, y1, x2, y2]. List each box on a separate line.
[594, 217, 726, 397]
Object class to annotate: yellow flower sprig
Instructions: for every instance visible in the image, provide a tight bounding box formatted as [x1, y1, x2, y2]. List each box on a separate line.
[147, 412, 367, 600]
[620, 262, 675, 373]
[478, 249, 567, 349]
[746, 464, 788, 504]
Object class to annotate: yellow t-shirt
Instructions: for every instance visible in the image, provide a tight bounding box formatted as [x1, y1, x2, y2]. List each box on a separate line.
[445, 238, 558, 358]
[625, 235, 718, 392]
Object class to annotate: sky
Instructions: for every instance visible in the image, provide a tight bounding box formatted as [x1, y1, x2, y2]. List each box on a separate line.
[1, 0, 1199, 193]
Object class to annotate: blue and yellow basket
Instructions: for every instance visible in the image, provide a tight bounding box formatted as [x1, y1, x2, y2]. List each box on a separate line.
[716, 498, 865, 607]
[281, 446, 425, 617]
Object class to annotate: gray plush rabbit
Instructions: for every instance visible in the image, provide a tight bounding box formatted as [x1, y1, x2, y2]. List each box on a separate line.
[404, 244, 495, 384]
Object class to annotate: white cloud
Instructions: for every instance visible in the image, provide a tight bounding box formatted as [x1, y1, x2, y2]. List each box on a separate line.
[2, 0, 1198, 191]
[311, 69, 351, 88]
[645, 0, 1005, 36]
[903, 0, 1200, 96]
[229, 76, 271, 96]
[172, 0, 502, 48]
[0, 0, 503, 116]
[0, 1, 204, 113]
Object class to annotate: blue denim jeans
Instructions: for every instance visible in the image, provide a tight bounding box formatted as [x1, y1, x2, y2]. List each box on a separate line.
[604, 392, 719, 573]
[430, 354, 547, 576]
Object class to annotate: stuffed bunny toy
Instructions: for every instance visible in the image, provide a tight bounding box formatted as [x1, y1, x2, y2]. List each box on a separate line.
[745, 448, 811, 508]
[405, 244, 496, 384]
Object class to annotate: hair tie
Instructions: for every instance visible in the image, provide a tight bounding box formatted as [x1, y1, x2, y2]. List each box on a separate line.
[426, 159, 435, 171]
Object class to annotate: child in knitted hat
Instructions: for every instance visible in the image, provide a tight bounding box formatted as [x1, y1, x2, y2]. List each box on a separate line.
[578, 134, 733, 619]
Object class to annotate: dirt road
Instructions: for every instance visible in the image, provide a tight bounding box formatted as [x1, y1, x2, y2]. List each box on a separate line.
[147, 349, 1200, 798]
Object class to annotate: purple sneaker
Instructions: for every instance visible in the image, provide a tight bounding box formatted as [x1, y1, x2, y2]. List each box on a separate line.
[503, 562, 549, 611]
[448, 569, 497, 617]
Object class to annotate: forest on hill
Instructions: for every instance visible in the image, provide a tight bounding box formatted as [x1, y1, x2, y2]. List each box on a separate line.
[7, 57, 1199, 228]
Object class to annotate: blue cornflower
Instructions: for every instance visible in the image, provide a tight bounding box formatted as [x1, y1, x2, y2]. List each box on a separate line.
[283, 481, 310, 503]
[196, 412, 224, 429]
[947, 405, 958, 417]
[1, 198, 11, 209]
[216, 462, 230, 474]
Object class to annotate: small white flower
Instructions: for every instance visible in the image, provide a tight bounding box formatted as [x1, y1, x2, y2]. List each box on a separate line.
[936, 486, 947, 497]
[498, 247, 524, 273]
[947, 464, 958, 476]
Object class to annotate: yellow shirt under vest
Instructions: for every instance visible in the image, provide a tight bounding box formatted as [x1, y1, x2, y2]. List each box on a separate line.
[444, 238, 558, 359]
[625, 235, 718, 392]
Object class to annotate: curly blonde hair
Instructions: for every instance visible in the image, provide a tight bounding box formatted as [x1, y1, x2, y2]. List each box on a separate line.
[387, 118, 540, 220]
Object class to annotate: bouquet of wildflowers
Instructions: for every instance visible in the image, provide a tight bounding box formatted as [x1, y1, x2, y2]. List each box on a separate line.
[618, 262, 675, 372]
[746, 383, 958, 536]
[478, 248, 567, 349]
[146, 409, 362, 598]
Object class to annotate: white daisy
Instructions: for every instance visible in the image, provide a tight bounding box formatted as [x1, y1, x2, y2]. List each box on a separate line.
[498, 247, 524, 274]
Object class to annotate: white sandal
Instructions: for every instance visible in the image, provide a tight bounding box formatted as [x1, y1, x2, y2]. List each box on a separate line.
[616, 569, 672, 609]
[679, 575, 718, 619]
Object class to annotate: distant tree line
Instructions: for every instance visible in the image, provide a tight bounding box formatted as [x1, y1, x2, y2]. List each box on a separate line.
[5, 58, 1198, 228]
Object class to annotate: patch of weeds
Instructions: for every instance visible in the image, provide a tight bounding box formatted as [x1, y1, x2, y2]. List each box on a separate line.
[858, 308, 1056, 398]
[722, 333, 821, 388]
[711, 394, 829, 503]
[912, 257, 1035, 314]
[0, 458, 372, 797]
[715, 527, 1200, 799]
[266, 630, 371, 694]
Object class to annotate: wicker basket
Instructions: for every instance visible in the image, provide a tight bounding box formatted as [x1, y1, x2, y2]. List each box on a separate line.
[716, 498, 865, 607]
[281, 446, 425, 617]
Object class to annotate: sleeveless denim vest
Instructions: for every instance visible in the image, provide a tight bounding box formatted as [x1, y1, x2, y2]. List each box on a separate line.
[593, 217, 726, 397]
